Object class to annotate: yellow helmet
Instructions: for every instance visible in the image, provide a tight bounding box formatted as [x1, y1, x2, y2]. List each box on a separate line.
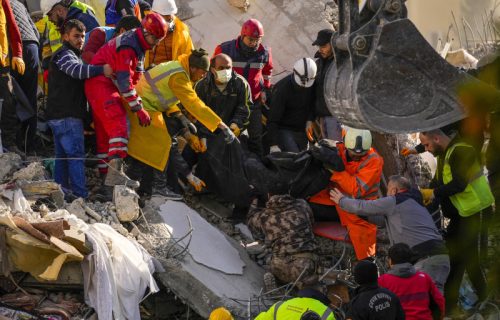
[209, 307, 234, 320]
[344, 127, 372, 154]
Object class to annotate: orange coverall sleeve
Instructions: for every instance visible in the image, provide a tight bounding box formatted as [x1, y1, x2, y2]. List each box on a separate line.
[331, 155, 383, 198]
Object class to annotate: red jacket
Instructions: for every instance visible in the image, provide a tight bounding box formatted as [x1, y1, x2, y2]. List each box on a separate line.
[214, 37, 272, 101]
[378, 264, 445, 320]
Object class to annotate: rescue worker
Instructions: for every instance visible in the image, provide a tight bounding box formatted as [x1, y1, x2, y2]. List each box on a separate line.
[104, 0, 141, 26]
[36, 15, 60, 87]
[247, 194, 319, 288]
[346, 260, 405, 320]
[268, 57, 317, 153]
[84, 13, 168, 194]
[147, 0, 193, 67]
[255, 287, 335, 320]
[41, 0, 99, 32]
[127, 49, 236, 198]
[46, 19, 112, 200]
[214, 18, 273, 157]
[0, 0, 25, 154]
[309, 128, 383, 260]
[308, 29, 343, 142]
[378, 243, 445, 320]
[209, 307, 234, 320]
[329, 175, 450, 293]
[82, 15, 141, 64]
[11, 0, 38, 153]
[419, 129, 492, 316]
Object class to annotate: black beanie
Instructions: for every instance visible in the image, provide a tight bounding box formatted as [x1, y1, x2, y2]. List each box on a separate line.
[353, 260, 378, 285]
[189, 48, 210, 71]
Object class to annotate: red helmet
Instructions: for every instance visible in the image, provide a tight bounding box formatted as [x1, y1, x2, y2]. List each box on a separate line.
[241, 19, 264, 38]
[142, 13, 168, 40]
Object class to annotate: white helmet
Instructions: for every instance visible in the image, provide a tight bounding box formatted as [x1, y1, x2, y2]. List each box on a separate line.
[293, 57, 317, 88]
[152, 0, 178, 15]
[344, 127, 372, 154]
[40, 0, 62, 14]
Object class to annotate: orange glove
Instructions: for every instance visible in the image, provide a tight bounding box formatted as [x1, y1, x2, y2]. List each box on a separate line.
[305, 121, 314, 142]
[229, 123, 241, 137]
[401, 148, 417, 157]
[11, 57, 25, 75]
[187, 173, 206, 192]
[185, 132, 207, 153]
[420, 188, 435, 206]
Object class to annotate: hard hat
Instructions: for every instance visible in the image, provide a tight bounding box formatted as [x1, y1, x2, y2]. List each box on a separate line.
[344, 127, 372, 154]
[241, 19, 264, 38]
[40, 0, 62, 14]
[152, 0, 178, 16]
[293, 58, 317, 88]
[209, 307, 234, 320]
[142, 13, 168, 40]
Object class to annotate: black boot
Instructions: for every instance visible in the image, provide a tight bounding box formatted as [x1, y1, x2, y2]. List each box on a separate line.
[152, 169, 183, 200]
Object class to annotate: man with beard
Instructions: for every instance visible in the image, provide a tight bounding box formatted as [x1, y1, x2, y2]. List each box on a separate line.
[268, 58, 317, 153]
[41, 0, 99, 33]
[214, 19, 273, 157]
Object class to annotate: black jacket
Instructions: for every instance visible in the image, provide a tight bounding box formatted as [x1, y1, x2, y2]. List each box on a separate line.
[313, 52, 333, 117]
[195, 70, 252, 135]
[346, 284, 405, 320]
[10, 0, 39, 44]
[268, 74, 314, 145]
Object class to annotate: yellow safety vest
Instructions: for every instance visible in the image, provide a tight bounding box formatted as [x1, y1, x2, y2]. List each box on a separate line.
[137, 60, 187, 112]
[438, 142, 494, 217]
[255, 298, 335, 320]
[71, 1, 94, 14]
[36, 16, 61, 57]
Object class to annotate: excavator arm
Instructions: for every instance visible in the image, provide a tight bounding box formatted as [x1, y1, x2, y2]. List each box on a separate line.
[325, 0, 473, 133]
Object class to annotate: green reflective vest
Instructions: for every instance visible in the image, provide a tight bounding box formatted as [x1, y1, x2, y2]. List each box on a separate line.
[136, 61, 188, 112]
[438, 142, 494, 217]
[71, 1, 93, 14]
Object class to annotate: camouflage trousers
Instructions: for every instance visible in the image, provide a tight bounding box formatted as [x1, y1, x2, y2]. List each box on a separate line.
[270, 252, 318, 288]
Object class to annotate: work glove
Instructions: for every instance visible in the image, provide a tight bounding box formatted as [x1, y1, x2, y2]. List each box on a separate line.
[270, 145, 281, 153]
[420, 188, 435, 206]
[11, 57, 25, 75]
[174, 111, 197, 134]
[184, 132, 207, 153]
[401, 148, 418, 157]
[186, 173, 206, 192]
[136, 108, 152, 127]
[305, 121, 314, 142]
[229, 123, 241, 137]
[221, 126, 236, 144]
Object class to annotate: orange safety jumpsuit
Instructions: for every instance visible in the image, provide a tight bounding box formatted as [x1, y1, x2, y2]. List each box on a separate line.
[309, 143, 383, 260]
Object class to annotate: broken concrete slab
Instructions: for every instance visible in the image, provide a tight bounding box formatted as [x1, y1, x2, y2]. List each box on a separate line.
[141, 198, 267, 319]
[12, 162, 46, 181]
[113, 185, 140, 222]
[158, 200, 245, 275]
[0, 153, 22, 182]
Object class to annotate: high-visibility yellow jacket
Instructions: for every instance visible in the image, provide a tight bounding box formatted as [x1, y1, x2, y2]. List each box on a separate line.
[35, 16, 61, 61]
[128, 53, 221, 171]
[255, 298, 335, 320]
[144, 16, 193, 68]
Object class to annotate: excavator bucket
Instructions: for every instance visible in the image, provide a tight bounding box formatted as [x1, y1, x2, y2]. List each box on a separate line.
[324, 0, 470, 133]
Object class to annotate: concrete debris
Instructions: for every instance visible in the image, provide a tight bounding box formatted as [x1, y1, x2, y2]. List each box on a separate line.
[12, 162, 46, 182]
[227, 0, 249, 11]
[113, 185, 140, 222]
[17, 180, 64, 208]
[0, 153, 22, 182]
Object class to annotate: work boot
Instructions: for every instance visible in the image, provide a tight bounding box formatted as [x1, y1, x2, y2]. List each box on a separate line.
[104, 158, 140, 189]
[151, 169, 183, 201]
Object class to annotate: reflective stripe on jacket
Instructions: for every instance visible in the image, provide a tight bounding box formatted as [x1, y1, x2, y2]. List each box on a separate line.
[254, 297, 335, 320]
[438, 141, 494, 216]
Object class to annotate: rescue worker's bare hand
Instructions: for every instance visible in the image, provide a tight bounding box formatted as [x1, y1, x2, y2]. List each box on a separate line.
[103, 64, 113, 78]
[229, 123, 241, 137]
[420, 188, 434, 206]
[136, 108, 152, 126]
[186, 173, 206, 192]
[401, 147, 417, 157]
[329, 188, 344, 204]
[305, 121, 314, 142]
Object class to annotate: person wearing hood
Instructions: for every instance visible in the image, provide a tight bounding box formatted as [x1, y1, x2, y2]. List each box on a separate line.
[346, 260, 405, 320]
[378, 243, 445, 320]
[268, 57, 317, 153]
[330, 175, 450, 293]
[146, 0, 193, 68]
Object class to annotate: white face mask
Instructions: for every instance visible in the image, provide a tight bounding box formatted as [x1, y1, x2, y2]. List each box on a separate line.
[215, 68, 232, 84]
